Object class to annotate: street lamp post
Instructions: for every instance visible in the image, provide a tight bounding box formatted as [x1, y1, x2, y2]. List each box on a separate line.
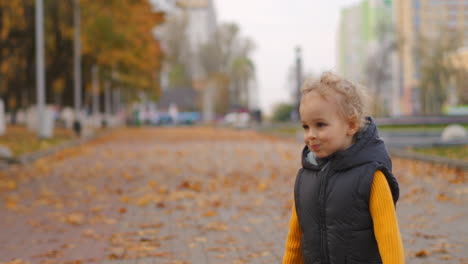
[104, 80, 111, 127]
[295, 46, 303, 120]
[73, 0, 82, 136]
[92, 65, 100, 127]
[35, 0, 47, 138]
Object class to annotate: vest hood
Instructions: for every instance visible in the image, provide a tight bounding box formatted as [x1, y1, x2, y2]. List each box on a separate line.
[302, 116, 392, 172]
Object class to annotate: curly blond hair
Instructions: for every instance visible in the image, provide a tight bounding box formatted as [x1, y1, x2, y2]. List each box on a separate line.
[301, 71, 369, 128]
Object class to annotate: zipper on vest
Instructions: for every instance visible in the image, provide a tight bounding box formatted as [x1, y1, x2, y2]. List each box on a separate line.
[319, 161, 331, 264]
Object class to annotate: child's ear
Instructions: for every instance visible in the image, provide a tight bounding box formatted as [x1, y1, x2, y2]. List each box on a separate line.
[347, 116, 359, 136]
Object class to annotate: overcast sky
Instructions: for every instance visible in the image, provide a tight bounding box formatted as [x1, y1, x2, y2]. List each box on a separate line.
[214, 0, 361, 114]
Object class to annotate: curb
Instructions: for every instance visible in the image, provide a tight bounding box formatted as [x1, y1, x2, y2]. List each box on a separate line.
[0, 129, 112, 170]
[389, 148, 467, 171]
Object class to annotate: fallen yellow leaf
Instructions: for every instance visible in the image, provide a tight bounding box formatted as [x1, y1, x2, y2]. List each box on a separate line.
[203, 211, 217, 217]
[108, 247, 126, 259]
[148, 179, 158, 189]
[258, 182, 268, 191]
[122, 172, 133, 181]
[415, 249, 429, 257]
[0, 179, 17, 190]
[5, 199, 18, 210]
[66, 213, 85, 225]
[2, 259, 31, 264]
[120, 196, 131, 203]
[437, 193, 450, 201]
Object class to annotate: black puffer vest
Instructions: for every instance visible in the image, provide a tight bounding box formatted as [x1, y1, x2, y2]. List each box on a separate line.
[294, 117, 399, 264]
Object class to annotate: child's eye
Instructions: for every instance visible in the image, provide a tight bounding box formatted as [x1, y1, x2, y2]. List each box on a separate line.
[317, 122, 326, 127]
[302, 124, 309, 130]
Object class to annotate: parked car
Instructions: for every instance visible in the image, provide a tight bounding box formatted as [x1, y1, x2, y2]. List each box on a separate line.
[177, 112, 201, 125]
[151, 111, 201, 126]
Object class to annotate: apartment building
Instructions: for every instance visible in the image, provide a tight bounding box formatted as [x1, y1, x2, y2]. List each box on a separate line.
[337, 0, 398, 115]
[395, 0, 468, 114]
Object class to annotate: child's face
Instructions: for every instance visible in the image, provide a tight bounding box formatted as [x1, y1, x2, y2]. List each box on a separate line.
[299, 91, 357, 159]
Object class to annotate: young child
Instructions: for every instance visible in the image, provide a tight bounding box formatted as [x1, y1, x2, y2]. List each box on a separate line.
[282, 72, 405, 264]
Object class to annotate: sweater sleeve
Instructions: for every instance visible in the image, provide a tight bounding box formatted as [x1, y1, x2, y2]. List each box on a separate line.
[370, 170, 405, 264]
[282, 202, 304, 264]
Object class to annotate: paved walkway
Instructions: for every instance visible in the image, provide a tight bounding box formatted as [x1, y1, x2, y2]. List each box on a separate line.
[0, 127, 466, 264]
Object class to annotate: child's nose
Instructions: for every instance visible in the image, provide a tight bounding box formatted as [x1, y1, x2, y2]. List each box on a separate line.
[305, 130, 317, 140]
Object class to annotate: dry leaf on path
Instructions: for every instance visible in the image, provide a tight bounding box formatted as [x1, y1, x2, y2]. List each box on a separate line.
[0, 259, 31, 264]
[65, 213, 85, 225]
[415, 249, 430, 257]
[203, 211, 217, 217]
[108, 247, 126, 259]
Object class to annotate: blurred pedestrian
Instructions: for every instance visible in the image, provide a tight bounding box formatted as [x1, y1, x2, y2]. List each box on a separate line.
[282, 72, 404, 264]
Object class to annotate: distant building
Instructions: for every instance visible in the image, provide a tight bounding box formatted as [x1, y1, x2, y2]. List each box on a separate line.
[337, 3, 365, 84]
[394, 0, 468, 115]
[158, 87, 199, 111]
[337, 0, 398, 116]
[151, 0, 176, 12]
[153, 0, 217, 80]
[153, 0, 217, 118]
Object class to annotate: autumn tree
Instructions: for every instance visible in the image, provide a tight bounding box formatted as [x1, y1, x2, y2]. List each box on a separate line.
[0, 0, 35, 112]
[271, 102, 294, 122]
[198, 23, 256, 115]
[415, 28, 464, 114]
[230, 38, 255, 108]
[445, 48, 468, 106]
[80, 0, 165, 104]
[46, 0, 74, 108]
[157, 13, 192, 89]
[365, 19, 396, 117]
[0, 0, 165, 113]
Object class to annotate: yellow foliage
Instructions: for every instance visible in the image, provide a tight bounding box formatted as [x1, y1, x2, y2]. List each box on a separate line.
[52, 78, 65, 94]
[80, 0, 164, 93]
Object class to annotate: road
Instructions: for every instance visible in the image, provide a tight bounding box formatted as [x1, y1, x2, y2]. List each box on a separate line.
[0, 127, 466, 264]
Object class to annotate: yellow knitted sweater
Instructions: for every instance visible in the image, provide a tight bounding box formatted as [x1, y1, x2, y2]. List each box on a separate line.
[282, 170, 405, 264]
